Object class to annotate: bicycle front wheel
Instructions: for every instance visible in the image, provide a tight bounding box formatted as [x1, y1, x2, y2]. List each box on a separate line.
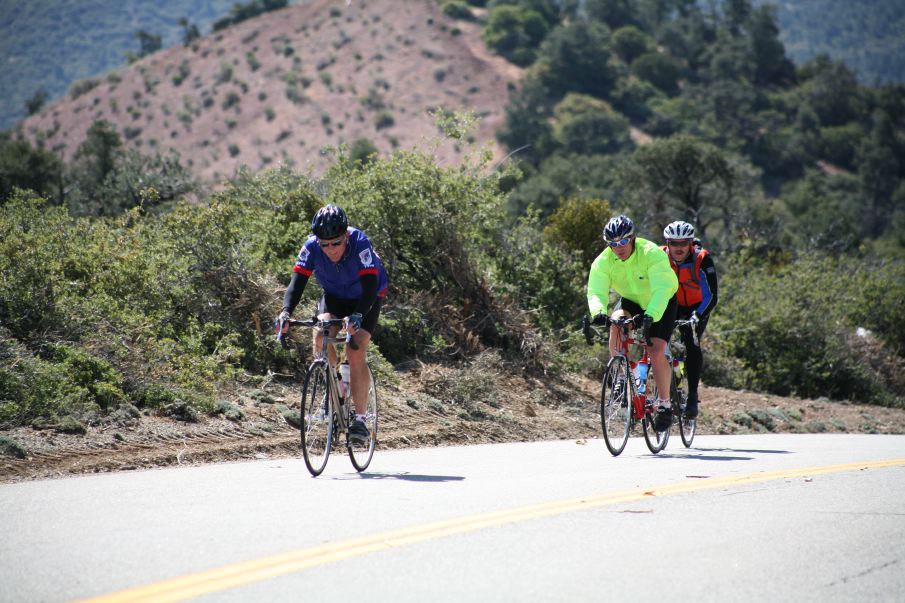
[301, 361, 333, 476]
[642, 374, 671, 454]
[601, 356, 631, 456]
[349, 365, 378, 472]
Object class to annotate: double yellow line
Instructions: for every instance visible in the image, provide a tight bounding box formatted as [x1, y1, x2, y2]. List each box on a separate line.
[80, 458, 905, 603]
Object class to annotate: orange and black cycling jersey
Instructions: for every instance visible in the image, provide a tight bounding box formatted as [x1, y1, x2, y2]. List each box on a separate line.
[663, 245, 718, 316]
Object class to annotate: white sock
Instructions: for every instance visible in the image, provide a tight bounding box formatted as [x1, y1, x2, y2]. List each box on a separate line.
[355, 413, 367, 422]
[656, 398, 671, 409]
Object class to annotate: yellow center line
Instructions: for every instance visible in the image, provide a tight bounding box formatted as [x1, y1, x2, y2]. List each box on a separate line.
[78, 458, 905, 603]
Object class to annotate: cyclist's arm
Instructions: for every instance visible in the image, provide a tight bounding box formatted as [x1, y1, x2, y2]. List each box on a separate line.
[353, 272, 378, 317]
[699, 255, 718, 318]
[284, 241, 317, 314]
[587, 256, 611, 317]
[282, 271, 309, 315]
[696, 265, 713, 316]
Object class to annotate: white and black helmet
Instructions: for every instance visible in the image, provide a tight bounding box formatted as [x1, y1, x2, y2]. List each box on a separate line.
[603, 214, 635, 242]
[663, 220, 695, 241]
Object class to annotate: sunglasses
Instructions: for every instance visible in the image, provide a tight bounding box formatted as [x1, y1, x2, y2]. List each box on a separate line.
[318, 238, 344, 248]
[668, 240, 692, 247]
[608, 237, 632, 248]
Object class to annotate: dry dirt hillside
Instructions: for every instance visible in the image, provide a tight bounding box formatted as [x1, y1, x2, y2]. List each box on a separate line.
[19, 0, 519, 183]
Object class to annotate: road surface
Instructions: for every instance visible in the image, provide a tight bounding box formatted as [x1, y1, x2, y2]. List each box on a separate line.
[1, 434, 904, 602]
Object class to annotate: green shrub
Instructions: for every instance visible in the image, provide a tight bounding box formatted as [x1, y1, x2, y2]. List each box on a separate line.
[214, 400, 246, 422]
[0, 354, 72, 427]
[50, 344, 126, 410]
[708, 252, 903, 407]
[542, 196, 610, 268]
[375, 112, 394, 129]
[0, 436, 26, 459]
[442, 1, 474, 21]
[431, 351, 502, 412]
[612, 26, 654, 63]
[326, 140, 543, 361]
[632, 52, 680, 95]
[349, 138, 378, 164]
[849, 259, 905, 355]
[56, 415, 87, 434]
[70, 78, 100, 99]
[276, 403, 301, 428]
[134, 384, 178, 409]
[496, 214, 586, 331]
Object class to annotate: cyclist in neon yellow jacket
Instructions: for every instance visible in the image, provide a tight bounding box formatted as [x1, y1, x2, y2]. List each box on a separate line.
[588, 215, 679, 432]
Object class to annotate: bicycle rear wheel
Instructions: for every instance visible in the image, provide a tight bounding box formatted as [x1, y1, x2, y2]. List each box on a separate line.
[673, 369, 695, 447]
[601, 356, 631, 456]
[642, 374, 670, 454]
[301, 361, 333, 476]
[349, 365, 378, 472]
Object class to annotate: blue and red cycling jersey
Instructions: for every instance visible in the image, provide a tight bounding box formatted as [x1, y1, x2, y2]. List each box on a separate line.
[293, 227, 388, 299]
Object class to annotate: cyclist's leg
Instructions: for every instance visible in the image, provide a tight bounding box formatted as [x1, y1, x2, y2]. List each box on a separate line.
[610, 298, 638, 358]
[648, 297, 677, 429]
[315, 296, 342, 365]
[343, 298, 381, 415]
[347, 332, 372, 415]
[685, 313, 708, 406]
[649, 336, 671, 402]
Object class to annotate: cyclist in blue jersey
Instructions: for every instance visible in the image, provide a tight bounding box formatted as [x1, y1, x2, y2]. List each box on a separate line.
[661, 221, 718, 419]
[276, 205, 388, 444]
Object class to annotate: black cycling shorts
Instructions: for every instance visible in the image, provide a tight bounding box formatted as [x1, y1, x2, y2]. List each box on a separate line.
[318, 294, 382, 334]
[615, 295, 677, 342]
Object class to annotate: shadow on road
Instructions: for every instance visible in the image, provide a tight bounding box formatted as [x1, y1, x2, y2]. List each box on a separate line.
[652, 447, 792, 461]
[333, 472, 466, 482]
[693, 447, 792, 454]
[653, 453, 753, 461]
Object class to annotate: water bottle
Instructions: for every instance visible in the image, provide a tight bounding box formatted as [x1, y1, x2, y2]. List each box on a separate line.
[635, 361, 648, 394]
[339, 363, 351, 400]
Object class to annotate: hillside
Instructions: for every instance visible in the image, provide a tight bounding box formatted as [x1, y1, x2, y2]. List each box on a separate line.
[18, 0, 519, 183]
[0, 0, 239, 130]
[754, 0, 905, 84]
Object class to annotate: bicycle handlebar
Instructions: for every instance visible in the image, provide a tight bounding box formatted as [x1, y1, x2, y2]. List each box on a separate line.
[582, 315, 650, 346]
[275, 317, 359, 350]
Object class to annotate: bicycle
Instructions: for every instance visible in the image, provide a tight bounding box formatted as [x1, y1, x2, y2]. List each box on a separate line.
[583, 315, 674, 456]
[278, 317, 378, 476]
[670, 318, 700, 448]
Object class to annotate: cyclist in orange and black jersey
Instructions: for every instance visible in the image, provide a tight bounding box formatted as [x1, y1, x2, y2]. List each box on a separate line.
[662, 221, 718, 419]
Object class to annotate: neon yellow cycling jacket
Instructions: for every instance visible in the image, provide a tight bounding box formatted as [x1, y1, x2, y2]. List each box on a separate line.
[587, 237, 678, 321]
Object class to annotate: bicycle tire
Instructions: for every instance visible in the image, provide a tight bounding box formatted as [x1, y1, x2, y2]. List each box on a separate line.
[671, 366, 694, 447]
[349, 365, 378, 472]
[642, 372, 670, 454]
[601, 356, 631, 456]
[301, 361, 333, 476]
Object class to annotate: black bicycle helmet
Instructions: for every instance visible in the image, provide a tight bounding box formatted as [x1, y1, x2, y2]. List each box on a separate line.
[663, 220, 695, 240]
[603, 214, 635, 242]
[311, 204, 349, 239]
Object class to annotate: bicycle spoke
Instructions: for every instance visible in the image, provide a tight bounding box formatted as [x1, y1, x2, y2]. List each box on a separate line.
[349, 365, 378, 472]
[601, 357, 631, 456]
[301, 362, 332, 476]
